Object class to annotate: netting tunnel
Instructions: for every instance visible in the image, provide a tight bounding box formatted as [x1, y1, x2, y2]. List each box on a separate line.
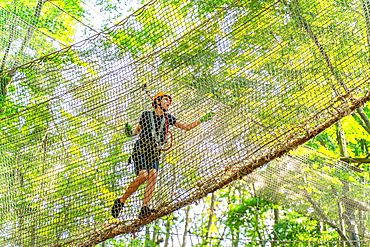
[246, 145, 370, 243]
[1, 0, 370, 246]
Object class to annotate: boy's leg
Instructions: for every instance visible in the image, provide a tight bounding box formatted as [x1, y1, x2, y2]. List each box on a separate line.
[111, 170, 148, 218]
[120, 170, 148, 203]
[143, 168, 157, 207]
[139, 168, 157, 219]
[138, 149, 159, 219]
[122, 146, 148, 203]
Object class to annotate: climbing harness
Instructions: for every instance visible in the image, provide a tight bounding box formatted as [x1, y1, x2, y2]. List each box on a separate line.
[149, 110, 173, 151]
[142, 85, 174, 151]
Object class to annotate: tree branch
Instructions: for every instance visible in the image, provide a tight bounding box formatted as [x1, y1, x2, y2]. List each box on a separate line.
[0, 0, 46, 102]
[351, 112, 370, 135]
[356, 108, 370, 133]
[340, 157, 370, 164]
[0, 11, 17, 72]
[303, 190, 355, 247]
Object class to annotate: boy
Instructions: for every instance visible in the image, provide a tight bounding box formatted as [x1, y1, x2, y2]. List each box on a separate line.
[111, 92, 214, 219]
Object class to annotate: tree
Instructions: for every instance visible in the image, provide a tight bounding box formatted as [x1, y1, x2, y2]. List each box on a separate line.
[1, 0, 370, 246]
[0, 0, 89, 116]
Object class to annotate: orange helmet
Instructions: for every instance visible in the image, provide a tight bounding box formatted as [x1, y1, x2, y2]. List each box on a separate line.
[152, 92, 172, 109]
[153, 92, 171, 101]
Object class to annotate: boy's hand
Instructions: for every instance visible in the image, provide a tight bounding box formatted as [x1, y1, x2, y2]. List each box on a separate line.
[124, 123, 133, 137]
[200, 112, 215, 123]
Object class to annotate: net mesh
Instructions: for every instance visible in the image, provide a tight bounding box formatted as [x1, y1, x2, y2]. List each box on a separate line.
[245, 145, 370, 243]
[0, 0, 95, 72]
[0, 0, 370, 246]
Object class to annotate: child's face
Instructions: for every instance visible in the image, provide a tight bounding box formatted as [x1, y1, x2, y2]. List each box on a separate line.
[160, 96, 172, 111]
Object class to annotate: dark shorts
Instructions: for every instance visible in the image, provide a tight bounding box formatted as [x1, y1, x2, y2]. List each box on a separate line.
[132, 142, 161, 176]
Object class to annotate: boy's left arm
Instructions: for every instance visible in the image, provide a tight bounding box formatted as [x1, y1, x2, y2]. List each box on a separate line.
[175, 120, 201, 131]
[174, 112, 214, 131]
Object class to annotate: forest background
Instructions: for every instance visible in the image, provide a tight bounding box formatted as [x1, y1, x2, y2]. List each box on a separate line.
[0, 0, 369, 246]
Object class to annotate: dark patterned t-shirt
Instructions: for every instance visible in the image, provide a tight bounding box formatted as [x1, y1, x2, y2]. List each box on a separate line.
[138, 111, 177, 144]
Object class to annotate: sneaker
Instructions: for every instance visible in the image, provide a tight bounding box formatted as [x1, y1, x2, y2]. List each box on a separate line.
[138, 206, 156, 219]
[111, 199, 124, 218]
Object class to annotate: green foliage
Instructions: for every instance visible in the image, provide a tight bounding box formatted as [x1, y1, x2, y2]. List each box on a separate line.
[0, 0, 88, 72]
[1, 0, 370, 246]
[274, 211, 338, 244]
[307, 103, 370, 171]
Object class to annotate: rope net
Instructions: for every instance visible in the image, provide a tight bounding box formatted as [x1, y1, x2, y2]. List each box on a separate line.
[118, 228, 370, 247]
[245, 145, 370, 242]
[0, 0, 96, 72]
[0, 0, 370, 246]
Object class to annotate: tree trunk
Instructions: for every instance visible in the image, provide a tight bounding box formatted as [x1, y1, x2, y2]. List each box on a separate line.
[271, 208, 279, 247]
[351, 113, 370, 135]
[164, 217, 171, 247]
[145, 225, 151, 246]
[13, 0, 46, 68]
[234, 230, 240, 247]
[0, 10, 17, 72]
[338, 200, 347, 247]
[343, 194, 361, 247]
[0, 0, 46, 107]
[303, 189, 354, 247]
[356, 108, 370, 134]
[181, 206, 191, 247]
[254, 199, 263, 244]
[204, 193, 216, 245]
[152, 220, 159, 245]
[362, 0, 370, 52]
[336, 121, 348, 157]
[335, 120, 361, 246]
